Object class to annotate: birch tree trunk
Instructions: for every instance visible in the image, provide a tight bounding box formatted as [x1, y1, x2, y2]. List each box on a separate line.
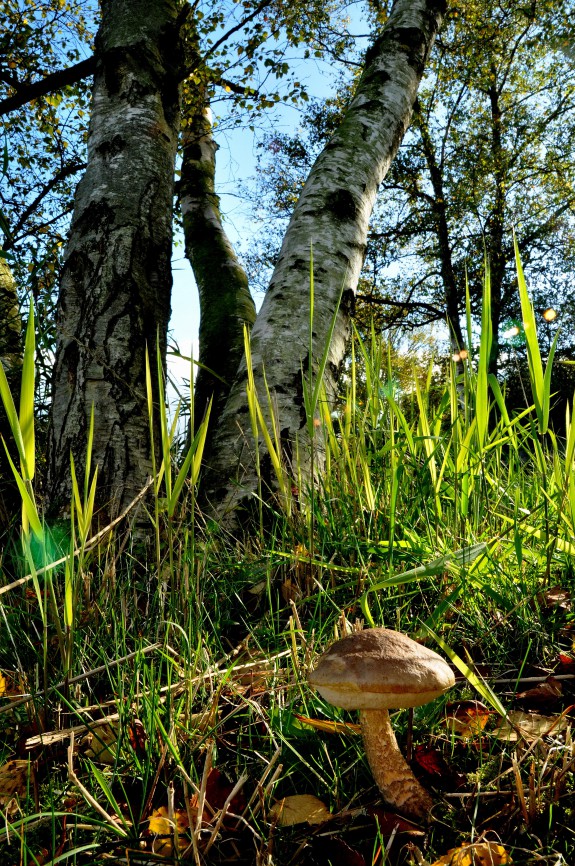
[179, 91, 256, 438]
[204, 0, 446, 520]
[47, 0, 181, 520]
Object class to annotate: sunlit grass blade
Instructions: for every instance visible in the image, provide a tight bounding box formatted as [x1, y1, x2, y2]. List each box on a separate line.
[360, 543, 488, 626]
[168, 398, 212, 517]
[2, 438, 43, 539]
[514, 234, 557, 435]
[19, 301, 35, 480]
[476, 257, 492, 449]
[0, 358, 26, 466]
[422, 625, 507, 717]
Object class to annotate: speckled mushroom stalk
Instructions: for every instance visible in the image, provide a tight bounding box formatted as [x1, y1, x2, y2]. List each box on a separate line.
[309, 628, 455, 822]
[359, 707, 432, 819]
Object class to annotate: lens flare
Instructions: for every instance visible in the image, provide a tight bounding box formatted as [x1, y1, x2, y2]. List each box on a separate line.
[503, 325, 520, 338]
[543, 308, 557, 322]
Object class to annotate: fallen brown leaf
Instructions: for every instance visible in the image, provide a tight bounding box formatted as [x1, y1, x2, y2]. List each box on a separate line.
[445, 701, 491, 739]
[494, 709, 568, 741]
[366, 805, 425, 836]
[557, 653, 575, 674]
[537, 586, 571, 611]
[0, 759, 33, 816]
[515, 676, 562, 709]
[83, 722, 118, 764]
[413, 744, 466, 789]
[205, 767, 246, 816]
[128, 718, 148, 756]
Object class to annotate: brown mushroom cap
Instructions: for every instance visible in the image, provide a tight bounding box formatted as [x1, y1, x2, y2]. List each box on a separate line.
[309, 628, 455, 710]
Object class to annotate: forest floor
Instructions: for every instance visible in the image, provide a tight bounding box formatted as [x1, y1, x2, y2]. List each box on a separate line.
[1, 323, 575, 864]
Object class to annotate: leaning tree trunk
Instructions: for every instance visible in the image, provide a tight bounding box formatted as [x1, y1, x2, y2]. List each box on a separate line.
[0, 260, 22, 534]
[179, 87, 256, 440]
[47, 0, 181, 521]
[413, 98, 465, 355]
[204, 0, 446, 521]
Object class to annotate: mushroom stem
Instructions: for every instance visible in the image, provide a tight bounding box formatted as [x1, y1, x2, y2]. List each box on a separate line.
[359, 708, 433, 820]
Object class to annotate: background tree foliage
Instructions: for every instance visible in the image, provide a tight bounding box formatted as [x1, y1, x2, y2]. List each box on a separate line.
[249, 0, 575, 380]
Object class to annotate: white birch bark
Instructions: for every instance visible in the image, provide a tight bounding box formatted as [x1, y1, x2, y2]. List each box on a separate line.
[47, 0, 181, 520]
[204, 0, 446, 520]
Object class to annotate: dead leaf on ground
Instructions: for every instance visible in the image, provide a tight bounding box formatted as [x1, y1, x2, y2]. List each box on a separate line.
[537, 586, 571, 611]
[0, 670, 24, 699]
[128, 718, 148, 756]
[444, 701, 491, 739]
[413, 744, 466, 789]
[293, 713, 361, 735]
[147, 805, 190, 856]
[82, 721, 118, 764]
[431, 840, 512, 865]
[204, 767, 246, 816]
[557, 653, 575, 674]
[366, 805, 425, 837]
[0, 759, 33, 816]
[494, 710, 568, 741]
[515, 676, 562, 708]
[270, 793, 332, 826]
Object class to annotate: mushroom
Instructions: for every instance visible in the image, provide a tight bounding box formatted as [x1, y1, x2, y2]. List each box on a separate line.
[308, 628, 455, 820]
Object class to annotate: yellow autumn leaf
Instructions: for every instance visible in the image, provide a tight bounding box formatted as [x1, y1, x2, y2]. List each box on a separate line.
[148, 805, 190, 856]
[431, 841, 512, 866]
[270, 794, 332, 827]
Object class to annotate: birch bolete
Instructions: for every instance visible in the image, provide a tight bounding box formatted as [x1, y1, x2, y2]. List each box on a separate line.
[309, 628, 455, 820]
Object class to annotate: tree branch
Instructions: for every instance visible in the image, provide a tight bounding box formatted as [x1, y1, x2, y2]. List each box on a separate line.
[5, 161, 86, 250]
[0, 56, 96, 116]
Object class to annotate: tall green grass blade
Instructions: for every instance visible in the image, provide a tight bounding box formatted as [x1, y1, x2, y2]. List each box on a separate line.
[2, 439, 42, 539]
[156, 334, 172, 501]
[0, 361, 26, 466]
[359, 543, 488, 627]
[422, 625, 507, 717]
[514, 234, 557, 435]
[168, 398, 212, 517]
[476, 258, 492, 450]
[19, 302, 35, 479]
[86, 761, 130, 833]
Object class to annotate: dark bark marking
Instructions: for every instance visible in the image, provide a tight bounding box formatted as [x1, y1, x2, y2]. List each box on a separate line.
[96, 134, 126, 160]
[74, 199, 115, 238]
[325, 188, 357, 222]
[340, 288, 356, 317]
[183, 142, 203, 163]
